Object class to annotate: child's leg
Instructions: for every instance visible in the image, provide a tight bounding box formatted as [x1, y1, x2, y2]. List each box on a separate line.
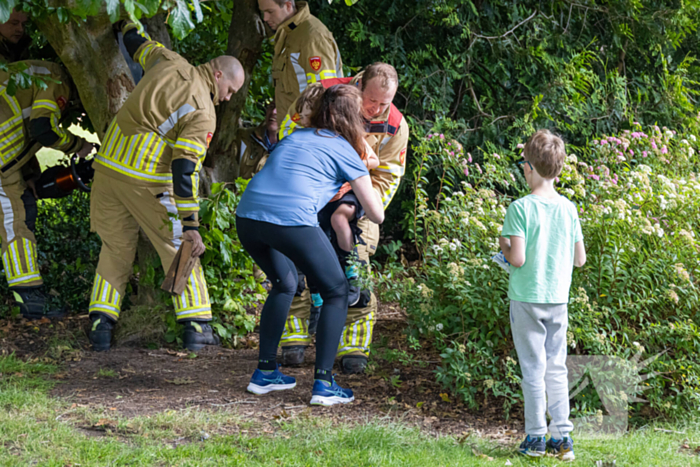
[510, 300, 548, 437]
[331, 204, 357, 253]
[543, 304, 573, 439]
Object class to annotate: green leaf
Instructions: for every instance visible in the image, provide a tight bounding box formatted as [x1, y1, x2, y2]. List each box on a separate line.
[168, 0, 196, 40]
[105, 0, 120, 23]
[75, 0, 101, 17]
[0, 0, 19, 23]
[191, 0, 203, 23]
[56, 7, 70, 23]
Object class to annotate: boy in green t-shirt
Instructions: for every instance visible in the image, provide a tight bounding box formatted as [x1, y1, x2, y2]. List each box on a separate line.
[500, 129, 586, 461]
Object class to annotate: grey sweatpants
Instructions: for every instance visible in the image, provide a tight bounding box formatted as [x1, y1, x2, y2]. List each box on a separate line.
[510, 300, 574, 438]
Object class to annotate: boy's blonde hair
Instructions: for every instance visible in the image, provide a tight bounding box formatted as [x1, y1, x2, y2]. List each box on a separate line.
[295, 85, 325, 117]
[523, 129, 566, 179]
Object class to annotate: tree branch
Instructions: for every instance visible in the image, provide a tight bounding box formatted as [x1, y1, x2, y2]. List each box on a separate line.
[472, 10, 538, 40]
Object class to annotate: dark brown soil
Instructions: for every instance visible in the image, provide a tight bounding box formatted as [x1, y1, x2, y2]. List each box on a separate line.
[0, 303, 524, 439]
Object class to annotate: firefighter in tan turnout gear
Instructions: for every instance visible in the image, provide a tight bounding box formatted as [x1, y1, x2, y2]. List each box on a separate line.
[88, 21, 244, 352]
[277, 63, 409, 374]
[0, 60, 94, 319]
[258, 0, 343, 126]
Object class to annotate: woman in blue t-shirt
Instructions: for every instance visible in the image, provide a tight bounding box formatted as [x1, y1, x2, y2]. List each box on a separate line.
[236, 85, 384, 406]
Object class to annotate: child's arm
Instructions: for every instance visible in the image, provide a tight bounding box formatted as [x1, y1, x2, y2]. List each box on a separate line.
[574, 240, 586, 267]
[499, 236, 525, 268]
[364, 140, 380, 170]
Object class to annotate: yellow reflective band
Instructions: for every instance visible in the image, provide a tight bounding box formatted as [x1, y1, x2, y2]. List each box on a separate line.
[174, 138, 206, 156]
[95, 155, 173, 183]
[33, 99, 59, 112]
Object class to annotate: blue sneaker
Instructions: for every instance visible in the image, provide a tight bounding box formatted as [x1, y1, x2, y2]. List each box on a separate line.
[310, 377, 354, 406]
[547, 436, 575, 461]
[518, 435, 546, 457]
[247, 367, 296, 395]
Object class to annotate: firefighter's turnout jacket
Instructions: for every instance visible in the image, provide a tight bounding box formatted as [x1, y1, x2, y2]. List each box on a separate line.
[237, 124, 275, 180]
[272, 1, 342, 126]
[89, 22, 214, 323]
[0, 60, 85, 289]
[277, 74, 409, 358]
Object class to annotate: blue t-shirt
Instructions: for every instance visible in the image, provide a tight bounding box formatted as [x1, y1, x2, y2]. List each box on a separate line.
[236, 128, 369, 226]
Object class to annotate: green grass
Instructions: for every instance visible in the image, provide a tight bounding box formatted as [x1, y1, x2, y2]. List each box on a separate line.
[1, 354, 698, 466]
[35, 124, 99, 170]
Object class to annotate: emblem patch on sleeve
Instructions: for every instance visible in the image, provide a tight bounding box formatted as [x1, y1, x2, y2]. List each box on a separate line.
[57, 96, 67, 110]
[309, 56, 322, 72]
[291, 113, 301, 123]
[399, 148, 407, 165]
[206, 132, 213, 148]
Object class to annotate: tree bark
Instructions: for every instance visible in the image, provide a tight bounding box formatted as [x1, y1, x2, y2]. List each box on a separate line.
[204, 0, 266, 186]
[36, 10, 134, 138]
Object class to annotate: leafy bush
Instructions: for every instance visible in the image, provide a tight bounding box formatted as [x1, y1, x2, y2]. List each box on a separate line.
[199, 180, 263, 344]
[378, 124, 700, 420]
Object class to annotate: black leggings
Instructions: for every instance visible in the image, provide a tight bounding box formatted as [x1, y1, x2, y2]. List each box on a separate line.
[236, 216, 349, 372]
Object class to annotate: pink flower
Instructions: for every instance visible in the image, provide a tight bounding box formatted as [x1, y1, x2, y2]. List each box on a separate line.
[464, 167, 469, 176]
[427, 134, 433, 140]
[629, 150, 634, 156]
[612, 179, 618, 185]
[661, 146, 668, 154]
[517, 143, 525, 149]
[592, 174, 600, 181]
[467, 153, 472, 163]
[642, 151, 648, 158]
[601, 140, 608, 145]
[447, 142, 452, 146]
[440, 134, 445, 139]
[652, 141, 658, 150]
[449, 151, 455, 156]
[493, 153, 501, 160]
[510, 173, 515, 181]
[476, 163, 482, 174]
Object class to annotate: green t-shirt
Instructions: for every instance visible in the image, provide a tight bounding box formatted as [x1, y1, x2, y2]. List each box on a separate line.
[501, 194, 583, 304]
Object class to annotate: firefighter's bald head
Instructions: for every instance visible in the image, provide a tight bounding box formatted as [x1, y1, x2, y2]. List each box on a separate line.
[258, 0, 296, 31]
[210, 56, 245, 104]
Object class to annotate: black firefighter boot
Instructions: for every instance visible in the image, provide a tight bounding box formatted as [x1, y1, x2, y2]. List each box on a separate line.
[182, 320, 220, 351]
[15, 286, 67, 320]
[340, 354, 368, 374]
[281, 345, 306, 366]
[89, 315, 114, 352]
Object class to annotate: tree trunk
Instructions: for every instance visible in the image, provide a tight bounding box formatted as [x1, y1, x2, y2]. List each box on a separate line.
[204, 0, 266, 186]
[36, 10, 134, 137]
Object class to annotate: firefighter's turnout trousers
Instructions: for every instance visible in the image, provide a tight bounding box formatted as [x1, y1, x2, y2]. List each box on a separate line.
[280, 217, 379, 358]
[89, 171, 211, 323]
[0, 169, 40, 289]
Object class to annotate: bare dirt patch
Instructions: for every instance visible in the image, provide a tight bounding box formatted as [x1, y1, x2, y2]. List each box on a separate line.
[0, 303, 524, 440]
